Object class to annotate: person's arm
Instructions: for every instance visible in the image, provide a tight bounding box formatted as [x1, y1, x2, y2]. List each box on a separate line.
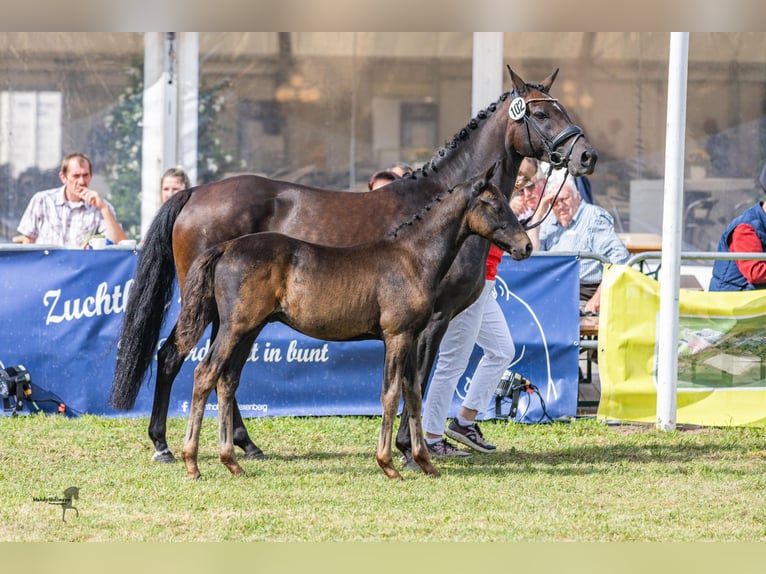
[15, 193, 41, 243]
[583, 284, 602, 314]
[99, 205, 128, 244]
[729, 223, 766, 284]
[80, 188, 127, 244]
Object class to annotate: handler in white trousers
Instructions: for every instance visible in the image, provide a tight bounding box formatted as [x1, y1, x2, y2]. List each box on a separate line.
[420, 245, 514, 457]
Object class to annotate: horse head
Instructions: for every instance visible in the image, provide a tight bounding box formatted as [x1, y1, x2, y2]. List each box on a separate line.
[466, 162, 532, 261]
[505, 65, 598, 178]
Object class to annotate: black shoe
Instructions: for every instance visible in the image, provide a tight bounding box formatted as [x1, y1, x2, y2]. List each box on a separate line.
[445, 419, 496, 453]
[426, 438, 471, 458]
[400, 450, 420, 471]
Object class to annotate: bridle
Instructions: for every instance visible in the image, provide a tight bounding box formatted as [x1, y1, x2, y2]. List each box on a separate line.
[508, 88, 584, 230]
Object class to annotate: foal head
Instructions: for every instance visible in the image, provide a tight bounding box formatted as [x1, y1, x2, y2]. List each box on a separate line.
[464, 163, 532, 261]
[504, 66, 598, 178]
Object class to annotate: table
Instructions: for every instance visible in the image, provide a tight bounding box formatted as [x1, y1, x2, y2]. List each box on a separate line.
[628, 178, 757, 250]
[618, 232, 663, 254]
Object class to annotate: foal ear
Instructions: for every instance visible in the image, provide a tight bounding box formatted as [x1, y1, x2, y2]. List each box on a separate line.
[506, 65, 526, 96]
[539, 68, 560, 94]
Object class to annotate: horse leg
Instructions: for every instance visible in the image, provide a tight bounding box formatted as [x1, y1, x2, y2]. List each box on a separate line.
[232, 402, 266, 460]
[148, 328, 186, 463]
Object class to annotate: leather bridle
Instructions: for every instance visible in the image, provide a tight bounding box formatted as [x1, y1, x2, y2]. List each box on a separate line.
[509, 90, 585, 230]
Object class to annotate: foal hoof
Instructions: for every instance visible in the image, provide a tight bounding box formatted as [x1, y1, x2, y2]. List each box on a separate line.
[152, 449, 176, 464]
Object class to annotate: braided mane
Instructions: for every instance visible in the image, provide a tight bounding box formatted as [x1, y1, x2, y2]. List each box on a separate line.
[387, 184, 458, 239]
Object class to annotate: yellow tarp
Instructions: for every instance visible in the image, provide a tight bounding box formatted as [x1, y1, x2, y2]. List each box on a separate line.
[597, 264, 766, 427]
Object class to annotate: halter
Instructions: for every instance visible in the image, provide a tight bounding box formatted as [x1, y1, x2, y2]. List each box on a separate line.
[509, 90, 585, 170]
[509, 89, 584, 230]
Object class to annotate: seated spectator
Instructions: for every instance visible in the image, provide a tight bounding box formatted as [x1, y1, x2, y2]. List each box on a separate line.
[13, 152, 127, 248]
[368, 169, 399, 191]
[510, 158, 542, 221]
[161, 166, 191, 204]
[709, 161, 766, 291]
[389, 161, 414, 178]
[534, 171, 629, 314]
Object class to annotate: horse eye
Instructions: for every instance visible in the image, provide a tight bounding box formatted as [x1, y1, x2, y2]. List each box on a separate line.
[533, 110, 547, 120]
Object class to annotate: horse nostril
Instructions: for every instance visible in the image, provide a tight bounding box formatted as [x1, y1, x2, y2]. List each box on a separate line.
[582, 148, 599, 168]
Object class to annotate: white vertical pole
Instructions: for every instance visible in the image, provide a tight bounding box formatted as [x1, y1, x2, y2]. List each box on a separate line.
[141, 32, 199, 238]
[471, 33, 503, 117]
[178, 32, 199, 186]
[162, 32, 178, 179]
[656, 32, 689, 431]
[141, 32, 165, 238]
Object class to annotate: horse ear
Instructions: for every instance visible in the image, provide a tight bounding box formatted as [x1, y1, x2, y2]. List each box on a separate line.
[539, 68, 560, 94]
[506, 65, 526, 96]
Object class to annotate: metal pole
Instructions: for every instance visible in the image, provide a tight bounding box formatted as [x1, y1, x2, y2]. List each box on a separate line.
[656, 32, 689, 431]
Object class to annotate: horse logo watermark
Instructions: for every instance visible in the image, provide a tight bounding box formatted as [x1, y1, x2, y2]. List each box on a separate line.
[33, 486, 80, 522]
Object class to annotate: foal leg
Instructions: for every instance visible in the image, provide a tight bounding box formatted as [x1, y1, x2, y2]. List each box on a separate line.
[395, 314, 450, 457]
[215, 338, 255, 477]
[151, 326, 265, 463]
[218, 378, 245, 477]
[400, 352, 439, 477]
[377, 336, 422, 480]
[181, 362, 217, 479]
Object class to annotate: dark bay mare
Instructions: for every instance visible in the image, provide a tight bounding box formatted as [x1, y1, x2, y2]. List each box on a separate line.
[175, 164, 531, 480]
[109, 66, 598, 463]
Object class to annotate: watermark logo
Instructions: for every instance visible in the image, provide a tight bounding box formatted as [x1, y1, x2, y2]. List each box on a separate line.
[33, 486, 80, 522]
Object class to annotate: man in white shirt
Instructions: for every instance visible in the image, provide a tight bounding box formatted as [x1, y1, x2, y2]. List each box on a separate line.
[14, 152, 127, 248]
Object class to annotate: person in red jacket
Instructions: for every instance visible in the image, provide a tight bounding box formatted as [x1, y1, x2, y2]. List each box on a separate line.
[709, 162, 766, 291]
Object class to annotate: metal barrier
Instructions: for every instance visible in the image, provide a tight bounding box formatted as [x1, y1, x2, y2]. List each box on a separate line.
[627, 250, 766, 268]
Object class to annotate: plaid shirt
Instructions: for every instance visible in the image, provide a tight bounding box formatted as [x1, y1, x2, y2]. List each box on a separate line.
[16, 185, 115, 248]
[538, 202, 629, 284]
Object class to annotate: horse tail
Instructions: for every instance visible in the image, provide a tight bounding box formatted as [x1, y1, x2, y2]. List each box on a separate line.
[175, 246, 224, 356]
[109, 191, 193, 410]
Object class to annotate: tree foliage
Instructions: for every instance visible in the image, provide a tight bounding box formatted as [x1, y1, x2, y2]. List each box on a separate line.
[101, 60, 236, 239]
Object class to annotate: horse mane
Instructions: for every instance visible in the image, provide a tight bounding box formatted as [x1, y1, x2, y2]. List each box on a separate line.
[406, 91, 511, 179]
[387, 184, 457, 238]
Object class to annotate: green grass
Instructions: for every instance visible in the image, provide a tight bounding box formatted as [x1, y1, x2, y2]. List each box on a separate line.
[2, 413, 766, 542]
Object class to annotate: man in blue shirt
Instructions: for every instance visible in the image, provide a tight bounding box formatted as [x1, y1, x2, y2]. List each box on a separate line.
[534, 172, 629, 314]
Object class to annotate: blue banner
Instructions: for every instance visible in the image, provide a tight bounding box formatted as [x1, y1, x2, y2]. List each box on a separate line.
[0, 249, 579, 422]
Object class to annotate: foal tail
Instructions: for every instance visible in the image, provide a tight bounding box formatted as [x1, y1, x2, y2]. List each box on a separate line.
[174, 246, 224, 357]
[109, 191, 193, 410]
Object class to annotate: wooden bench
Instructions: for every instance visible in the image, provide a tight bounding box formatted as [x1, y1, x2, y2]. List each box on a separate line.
[579, 314, 600, 409]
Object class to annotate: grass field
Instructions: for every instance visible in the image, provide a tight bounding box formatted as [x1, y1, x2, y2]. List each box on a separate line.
[1, 413, 766, 542]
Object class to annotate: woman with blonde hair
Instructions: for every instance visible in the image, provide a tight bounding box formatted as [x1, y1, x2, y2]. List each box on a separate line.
[160, 167, 191, 203]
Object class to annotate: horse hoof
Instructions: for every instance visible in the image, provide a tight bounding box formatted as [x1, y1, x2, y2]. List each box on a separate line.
[242, 445, 267, 460]
[152, 449, 176, 463]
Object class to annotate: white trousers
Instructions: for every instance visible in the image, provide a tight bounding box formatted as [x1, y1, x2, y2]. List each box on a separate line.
[421, 279, 515, 436]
